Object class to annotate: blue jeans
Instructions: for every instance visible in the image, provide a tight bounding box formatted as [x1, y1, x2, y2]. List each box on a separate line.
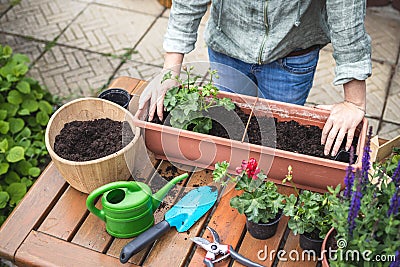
[208, 47, 320, 105]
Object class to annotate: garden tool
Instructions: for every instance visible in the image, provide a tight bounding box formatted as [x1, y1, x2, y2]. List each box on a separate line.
[120, 185, 218, 263]
[191, 226, 265, 267]
[86, 173, 188, 238]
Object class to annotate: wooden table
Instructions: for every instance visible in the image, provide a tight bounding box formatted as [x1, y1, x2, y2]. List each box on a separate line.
[0, 77, 320, 267]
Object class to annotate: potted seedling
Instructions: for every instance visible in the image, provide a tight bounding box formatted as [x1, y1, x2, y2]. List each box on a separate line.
[213, 158, 286, 239]
[322, 130, 400, 267]
[133, 65, 368, 192]
[283, 166, 340, 255]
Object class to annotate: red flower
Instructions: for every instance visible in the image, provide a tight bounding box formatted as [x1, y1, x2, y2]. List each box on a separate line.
[246, 158, 260, 180]
[235, 158, 260, 179]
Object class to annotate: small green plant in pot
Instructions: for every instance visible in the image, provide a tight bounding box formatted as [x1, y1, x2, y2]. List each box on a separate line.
[213, 158, 287, 239]
[162, 66, 235, 133]
[283, 166, 340, 255]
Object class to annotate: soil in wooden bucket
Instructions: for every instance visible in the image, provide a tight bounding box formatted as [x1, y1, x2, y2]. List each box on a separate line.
[54, 118, 134, 161]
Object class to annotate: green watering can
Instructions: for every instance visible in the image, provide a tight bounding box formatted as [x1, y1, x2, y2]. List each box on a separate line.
[86, 173, 188, 238]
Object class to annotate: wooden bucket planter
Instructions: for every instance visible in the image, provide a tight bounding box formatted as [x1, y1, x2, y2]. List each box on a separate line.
[45, 98, 141, 194]
[132, 91, 368, 192]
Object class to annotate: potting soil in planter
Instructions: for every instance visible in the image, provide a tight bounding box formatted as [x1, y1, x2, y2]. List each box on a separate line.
[152, 106, 358, 163]
[54, 118, 134, 161]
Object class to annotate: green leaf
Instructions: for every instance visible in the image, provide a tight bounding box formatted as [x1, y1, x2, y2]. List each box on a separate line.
[22, 99, 39, 112]
[6, 146, 25, 163]
[16, 80, 31, 94]
[12, 53, 29, 64]
[38, 100, 53, 114]
[0, 80, 11, 92]
[36, 111, 49, 126]
[0, 103, 19, 117]
[0, 120, 9, 134]
[8, 118, 24, 134]
[192, 117, 212, 133]
[5, 171, 20, 184]
[219, 98, 235, 110]
[0, 110, 7, 120]
[13, 63, 28, 77]
[18, 108, 30, 116]
[28, 167, 41, 177]
[2, 45, 12, 58]
[0, 162, 9, 175]
[6, 182, 26, 205]
[7, 90, 23, 105]
[0, 191, 10, 209]
[16, 160, 32, 176]
[18, 139, 31, 149]
[0, 138, 8, 153]
[21, 177, 33, 188]
[18, 127, 31, 138]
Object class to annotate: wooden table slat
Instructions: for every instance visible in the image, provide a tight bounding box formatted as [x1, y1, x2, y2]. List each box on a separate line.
[143, 169, 220, 267]
[276, 231, 318, 267]
[16, 230, 134, 267]
[71, 199, 113, 253]
[188, 188, 246, 267]
[108, 76, 142, 95]
[0, 163, 67, 261]
[38, 186, 88, 241]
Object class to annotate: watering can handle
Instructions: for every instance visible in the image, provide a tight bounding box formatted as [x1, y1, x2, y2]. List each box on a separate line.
[86, 181, 141, 221]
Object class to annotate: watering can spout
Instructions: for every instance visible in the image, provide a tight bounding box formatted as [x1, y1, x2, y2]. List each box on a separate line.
[152, 173, 189, 211]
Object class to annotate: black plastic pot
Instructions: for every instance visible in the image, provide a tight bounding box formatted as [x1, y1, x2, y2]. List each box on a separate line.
[98, 88, 131, 109]
[300, 232, 323, 255]
[246, 211, 282, 240]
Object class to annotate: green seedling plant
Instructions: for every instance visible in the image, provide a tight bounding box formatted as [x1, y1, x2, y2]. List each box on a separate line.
[213, 158, 287, 224]
[0, 45, 56, 225]
[162, 66, 235, 134]
[327, 130, 400, 266]
[283, 166, 340, 239]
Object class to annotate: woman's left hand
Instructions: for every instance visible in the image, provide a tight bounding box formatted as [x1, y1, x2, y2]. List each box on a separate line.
[318, 102, 365, 156]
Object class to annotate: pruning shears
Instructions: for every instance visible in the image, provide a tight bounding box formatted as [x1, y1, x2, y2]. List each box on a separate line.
[191, 226, 265, 267]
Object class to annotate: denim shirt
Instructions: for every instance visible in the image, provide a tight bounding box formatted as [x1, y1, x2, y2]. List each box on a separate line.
[164, 0, 372, 85]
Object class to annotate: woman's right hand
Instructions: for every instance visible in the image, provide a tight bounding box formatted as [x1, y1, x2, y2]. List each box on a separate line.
[136, 52, 184, 121]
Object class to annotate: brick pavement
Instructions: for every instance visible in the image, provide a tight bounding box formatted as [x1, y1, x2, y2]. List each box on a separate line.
[0, 0, 399, 139]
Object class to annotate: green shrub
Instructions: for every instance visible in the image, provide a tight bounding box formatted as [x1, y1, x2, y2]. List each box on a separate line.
[0, 44, 56, 226]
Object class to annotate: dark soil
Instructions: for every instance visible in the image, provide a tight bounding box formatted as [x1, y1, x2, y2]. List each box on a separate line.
[152, 105, 358, 163]
[325, 229, 338, 263]
[326, 229, 338, 251]
[54, 118, 134, 161]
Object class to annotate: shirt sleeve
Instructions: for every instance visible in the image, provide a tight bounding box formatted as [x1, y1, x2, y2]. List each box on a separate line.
[163, 0, 209, 54]
[326, 0, 372, 85]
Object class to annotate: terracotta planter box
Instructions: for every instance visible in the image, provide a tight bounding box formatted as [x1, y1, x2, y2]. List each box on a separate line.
[132, 91, 368, 192]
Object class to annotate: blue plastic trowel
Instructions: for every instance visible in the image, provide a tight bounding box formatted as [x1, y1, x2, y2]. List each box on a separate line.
[120, 185, 218, 263]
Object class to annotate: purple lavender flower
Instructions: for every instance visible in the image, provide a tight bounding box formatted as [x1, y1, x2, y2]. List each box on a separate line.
[389, 250, 399, 267]
[387, 186, 400, 217]
[348, 173, 363, 237]
[392, 161, 400, 186]
[360, 127, 373, 185]
[387, 162, 400, 217]
[344, 146, 355, 199]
